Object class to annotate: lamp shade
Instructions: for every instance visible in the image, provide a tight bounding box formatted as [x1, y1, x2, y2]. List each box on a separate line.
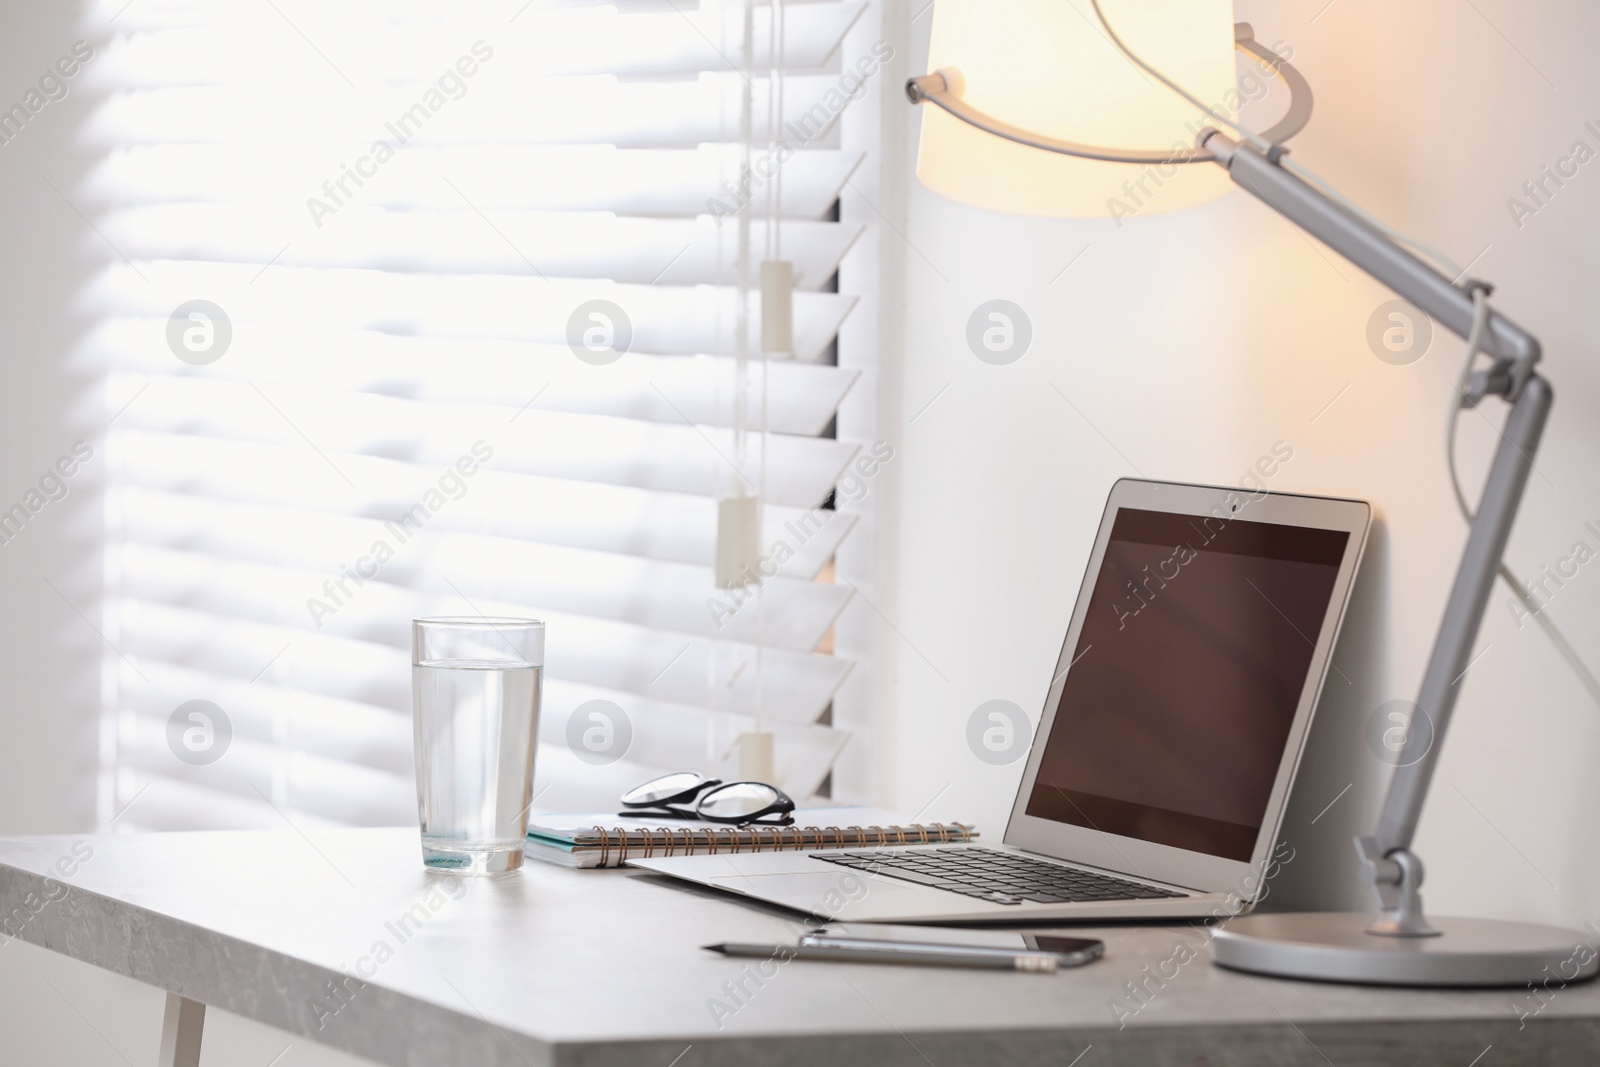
[916, 0, 1239, 219]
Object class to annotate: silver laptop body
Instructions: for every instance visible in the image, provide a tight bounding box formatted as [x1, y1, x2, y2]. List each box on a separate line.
[631, 479, 1371, 923]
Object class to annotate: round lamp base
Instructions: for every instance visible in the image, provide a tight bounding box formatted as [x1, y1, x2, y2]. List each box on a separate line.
[1210, 912, 1597, 987]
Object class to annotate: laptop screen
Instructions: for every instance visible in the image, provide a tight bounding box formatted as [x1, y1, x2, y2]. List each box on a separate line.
[1023, 507, 1350, 861]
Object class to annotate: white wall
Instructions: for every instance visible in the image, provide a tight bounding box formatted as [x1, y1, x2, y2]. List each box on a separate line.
[835, 0, 912, 807]
[0, 0, 100, 840]
[894, 0, 1600, 924]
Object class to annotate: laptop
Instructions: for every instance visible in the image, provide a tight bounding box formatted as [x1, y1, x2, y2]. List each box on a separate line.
[631, 479, 1370, 922]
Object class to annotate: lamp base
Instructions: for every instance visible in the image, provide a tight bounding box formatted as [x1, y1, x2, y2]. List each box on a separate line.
[1211, 912, 1598, 986]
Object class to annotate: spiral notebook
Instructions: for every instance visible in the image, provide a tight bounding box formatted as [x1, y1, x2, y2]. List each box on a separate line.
[526, 807, 978, 869]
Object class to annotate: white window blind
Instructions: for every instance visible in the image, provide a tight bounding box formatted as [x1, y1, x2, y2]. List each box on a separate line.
[84, 0, 874, 830]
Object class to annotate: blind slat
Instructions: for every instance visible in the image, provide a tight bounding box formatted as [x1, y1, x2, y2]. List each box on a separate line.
[121, 600, 852, 725]
[106, 343, 864, 441]
[89, 73, 863, 147]
[95, 3, 865, 79]
[89, 146, 864, 218]
[117, 396, 859, 508]
[123, 662, 850, 798]
[118, 471, 859, 579]
[121, 540, 850, 653]
[97, 265, 858, 361]
[105, 339, 861, 436]
[103, 208, 863, 290]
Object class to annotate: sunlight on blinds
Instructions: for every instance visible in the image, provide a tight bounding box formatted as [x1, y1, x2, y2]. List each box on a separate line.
[80, 0, 875, 830]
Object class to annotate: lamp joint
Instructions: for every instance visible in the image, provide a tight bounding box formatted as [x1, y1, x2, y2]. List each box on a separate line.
[1356, 838, 1441, 937]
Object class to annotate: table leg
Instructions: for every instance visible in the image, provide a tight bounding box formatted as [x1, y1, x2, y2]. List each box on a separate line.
[157, 992, 205, 1067]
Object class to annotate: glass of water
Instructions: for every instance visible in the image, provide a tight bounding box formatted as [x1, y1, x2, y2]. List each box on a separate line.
[412, 617, 544, 873]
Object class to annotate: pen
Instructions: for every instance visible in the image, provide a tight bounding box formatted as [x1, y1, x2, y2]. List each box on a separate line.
[702, 941, 1060, 973]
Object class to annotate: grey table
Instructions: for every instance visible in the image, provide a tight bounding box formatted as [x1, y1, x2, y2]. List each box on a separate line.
[0, 828, 1594, 1066]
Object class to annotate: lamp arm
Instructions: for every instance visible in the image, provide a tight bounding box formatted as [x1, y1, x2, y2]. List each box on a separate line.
[1201, 130, 1551, 931]
[1375, 376, 1551, 847]
[905, 23, 1314, 168]
[907, 68, 1213, 166]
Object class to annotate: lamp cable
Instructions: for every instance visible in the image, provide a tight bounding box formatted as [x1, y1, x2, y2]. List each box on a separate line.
[1448, 288, 1600, 709]
[1089, 0, 1600, 710]
[1086, 0, 1463, 279]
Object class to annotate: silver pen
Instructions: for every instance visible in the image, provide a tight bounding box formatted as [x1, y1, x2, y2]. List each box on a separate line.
[702, 940, 1060, 972]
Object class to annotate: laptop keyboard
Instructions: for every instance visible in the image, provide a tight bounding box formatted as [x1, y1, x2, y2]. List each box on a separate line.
[811, 846, 1186, 905]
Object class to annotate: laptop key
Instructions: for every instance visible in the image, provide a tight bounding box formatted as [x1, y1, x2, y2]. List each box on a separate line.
[880, 869, 955, 888]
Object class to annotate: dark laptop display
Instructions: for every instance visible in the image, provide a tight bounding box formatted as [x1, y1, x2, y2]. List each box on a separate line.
[1024, 507, 1350, 861]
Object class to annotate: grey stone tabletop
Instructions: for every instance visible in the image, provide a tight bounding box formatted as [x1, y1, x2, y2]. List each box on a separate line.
[0, 828, 1595, 1066]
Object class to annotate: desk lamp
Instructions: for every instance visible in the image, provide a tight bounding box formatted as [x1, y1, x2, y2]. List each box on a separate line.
[907, 0, 1597, 986]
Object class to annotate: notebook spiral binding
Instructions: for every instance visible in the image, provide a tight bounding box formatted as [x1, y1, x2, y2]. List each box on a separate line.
[590, 821, 974, 868]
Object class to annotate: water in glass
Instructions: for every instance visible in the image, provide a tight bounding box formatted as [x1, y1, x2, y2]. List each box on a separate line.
[413, 656, 541, 873]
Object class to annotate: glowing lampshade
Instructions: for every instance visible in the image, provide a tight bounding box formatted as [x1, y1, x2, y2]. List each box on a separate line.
[916, 0, 1239, 218]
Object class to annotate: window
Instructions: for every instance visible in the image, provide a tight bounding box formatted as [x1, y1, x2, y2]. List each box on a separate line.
[85, 0, 881, 830]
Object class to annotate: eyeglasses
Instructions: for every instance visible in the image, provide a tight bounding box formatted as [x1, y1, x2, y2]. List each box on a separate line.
[620, 772, 796, 826]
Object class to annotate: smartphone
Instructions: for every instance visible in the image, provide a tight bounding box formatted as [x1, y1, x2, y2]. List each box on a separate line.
[803, 923, 1105, 967]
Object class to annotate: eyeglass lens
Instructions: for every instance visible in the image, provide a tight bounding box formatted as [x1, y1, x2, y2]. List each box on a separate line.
[621, 772, 708, 807]
[697, 782, 782, 820]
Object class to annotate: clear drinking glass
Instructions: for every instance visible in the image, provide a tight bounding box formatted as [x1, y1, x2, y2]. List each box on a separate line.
[412, 617, 544, 873]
